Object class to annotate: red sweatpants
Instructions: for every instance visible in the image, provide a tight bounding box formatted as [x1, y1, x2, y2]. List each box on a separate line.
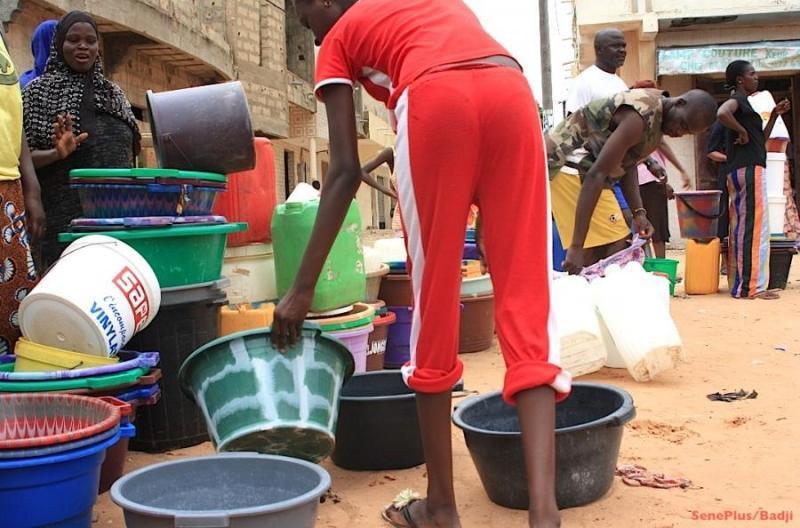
[394, 65, 571, 404]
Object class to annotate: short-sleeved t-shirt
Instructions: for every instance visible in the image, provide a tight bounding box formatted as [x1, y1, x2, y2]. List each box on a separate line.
[546, 89, 666, 184]
[565, 65, 629, 115]
[314, 0, 512, 109]
[724, 93, 766, 173]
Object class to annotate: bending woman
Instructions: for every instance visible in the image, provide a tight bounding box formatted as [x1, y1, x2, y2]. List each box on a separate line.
[23, 11, 140, 269]
[717, 60, 790, 299]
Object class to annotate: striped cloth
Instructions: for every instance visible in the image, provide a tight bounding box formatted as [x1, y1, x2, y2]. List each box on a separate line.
[727, 165, 770, 298]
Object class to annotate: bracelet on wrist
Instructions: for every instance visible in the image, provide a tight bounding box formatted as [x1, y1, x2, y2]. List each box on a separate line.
[633, 207, 647, 217]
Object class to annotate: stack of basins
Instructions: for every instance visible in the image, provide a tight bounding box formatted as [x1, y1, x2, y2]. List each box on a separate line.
[9, 226, 164, 491]
[375, 238, 414, 369]
[53, 81, 254, 453]
[57, 169, 244, 453]
[764, 146, 796, 289]
[0, 394, 125, 526]
[0, 346, 161, 490]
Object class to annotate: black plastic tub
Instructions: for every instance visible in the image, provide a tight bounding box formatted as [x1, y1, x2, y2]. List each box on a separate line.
[128, 281, 227, 452]
[722, 237, 796, 290]
[768, 239, 795, 290]
[331, 371, 424, 471]
[452, 383, 635, 510]
[146, 82, 255, 174]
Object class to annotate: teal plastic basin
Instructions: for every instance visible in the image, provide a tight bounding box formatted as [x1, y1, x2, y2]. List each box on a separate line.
[179, 323, 355, 462]
[59, 223, 247, 288]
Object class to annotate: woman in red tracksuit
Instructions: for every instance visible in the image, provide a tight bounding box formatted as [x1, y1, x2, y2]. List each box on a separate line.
[271, 1, 569, 526]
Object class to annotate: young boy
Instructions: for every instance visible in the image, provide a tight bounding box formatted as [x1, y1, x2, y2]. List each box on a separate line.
[271, 1, 568, 527]
[546, 88, 718, 274]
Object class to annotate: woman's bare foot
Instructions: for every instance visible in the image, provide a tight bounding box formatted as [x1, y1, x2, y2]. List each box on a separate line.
[383, 498, 461, 528]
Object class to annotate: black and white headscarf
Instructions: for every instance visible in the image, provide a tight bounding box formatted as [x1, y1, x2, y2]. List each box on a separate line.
[22, 11, 140, 153]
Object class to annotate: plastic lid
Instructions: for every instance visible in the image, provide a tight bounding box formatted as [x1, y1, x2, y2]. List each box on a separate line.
[59, 222, 247, 242]
[69, 168, 227, 183]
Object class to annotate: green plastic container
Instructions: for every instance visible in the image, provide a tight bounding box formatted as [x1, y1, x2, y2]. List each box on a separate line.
[178, 324, 354, 463]
[0, 366, 148, 392]
[643, 258, 679, 296]
[272, 199, 365, 313]
[59, 223, 247, 288]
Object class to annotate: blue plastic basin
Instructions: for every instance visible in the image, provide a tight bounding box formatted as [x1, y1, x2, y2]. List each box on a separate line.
[0, 431, 120, 528]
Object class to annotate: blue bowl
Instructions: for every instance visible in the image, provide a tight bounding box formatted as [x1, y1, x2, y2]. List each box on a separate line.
[0, 431, 120, 527]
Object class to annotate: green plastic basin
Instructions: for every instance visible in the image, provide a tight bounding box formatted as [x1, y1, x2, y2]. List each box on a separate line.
[0, 366, 148, 393]
[59, 223, 247, 288]
[178, 323, 355, 463]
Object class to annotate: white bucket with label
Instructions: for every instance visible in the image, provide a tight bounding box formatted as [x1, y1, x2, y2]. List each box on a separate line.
[19, 235, 161, 357]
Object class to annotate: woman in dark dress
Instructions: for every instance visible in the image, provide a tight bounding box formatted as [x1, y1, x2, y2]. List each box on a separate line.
[22, 11, 140, 269]
[717, 60, 790, 299]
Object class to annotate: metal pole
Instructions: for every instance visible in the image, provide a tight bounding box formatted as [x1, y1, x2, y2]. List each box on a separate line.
[539, 0, 553, 113]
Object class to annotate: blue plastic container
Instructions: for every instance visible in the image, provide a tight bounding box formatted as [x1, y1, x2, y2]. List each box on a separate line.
[384, 306, 413, 368]
[552, 219, 566, 272]
[463, 242, 480, 261]
[0, 431, 120, 528]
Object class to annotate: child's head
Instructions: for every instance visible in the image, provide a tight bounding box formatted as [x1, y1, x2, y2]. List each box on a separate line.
[295, 0, 356, 45]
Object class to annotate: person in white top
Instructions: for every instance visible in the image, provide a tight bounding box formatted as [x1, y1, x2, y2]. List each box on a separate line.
[565, 29, 629, 114]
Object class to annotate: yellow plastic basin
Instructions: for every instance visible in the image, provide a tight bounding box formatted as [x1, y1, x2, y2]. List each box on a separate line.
[13, 338, 119, 372]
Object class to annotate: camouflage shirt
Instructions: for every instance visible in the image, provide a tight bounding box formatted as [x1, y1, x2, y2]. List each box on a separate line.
[546, 88, 665, 184]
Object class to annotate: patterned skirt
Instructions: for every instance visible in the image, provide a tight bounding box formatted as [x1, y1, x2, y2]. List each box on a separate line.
[727, 166, 770, 298]
[0, 179, 39, 354]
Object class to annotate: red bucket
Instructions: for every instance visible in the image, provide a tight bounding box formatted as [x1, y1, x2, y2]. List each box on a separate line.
[674, 191, 723, 241]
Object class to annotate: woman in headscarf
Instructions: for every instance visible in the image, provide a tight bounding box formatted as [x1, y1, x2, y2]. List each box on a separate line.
[23, 11, 140, 269]
[717, 60, 790, 299]
[19, 20, 57, 88]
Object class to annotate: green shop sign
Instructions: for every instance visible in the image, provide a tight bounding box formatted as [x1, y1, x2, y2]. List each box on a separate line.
[657, 41, 800, 76]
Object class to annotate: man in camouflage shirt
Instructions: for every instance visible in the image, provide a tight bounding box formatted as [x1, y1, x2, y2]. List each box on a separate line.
[546, 88, 718, 274]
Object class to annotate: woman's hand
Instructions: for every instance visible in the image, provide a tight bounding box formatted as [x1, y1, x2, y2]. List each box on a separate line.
[734, 129, 749, 146]
[562, 246, 584, 275]
[23, 193, 45, 244]
[270, 286, 314, 351]
[52, 114, 88, 160]
[772, 99, 791, 117]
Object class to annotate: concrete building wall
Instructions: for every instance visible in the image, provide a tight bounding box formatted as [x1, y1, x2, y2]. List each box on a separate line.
[576, 0, 800, 26]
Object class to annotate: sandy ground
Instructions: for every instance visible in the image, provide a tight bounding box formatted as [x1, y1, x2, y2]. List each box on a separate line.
[95, 251, 800, 527]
